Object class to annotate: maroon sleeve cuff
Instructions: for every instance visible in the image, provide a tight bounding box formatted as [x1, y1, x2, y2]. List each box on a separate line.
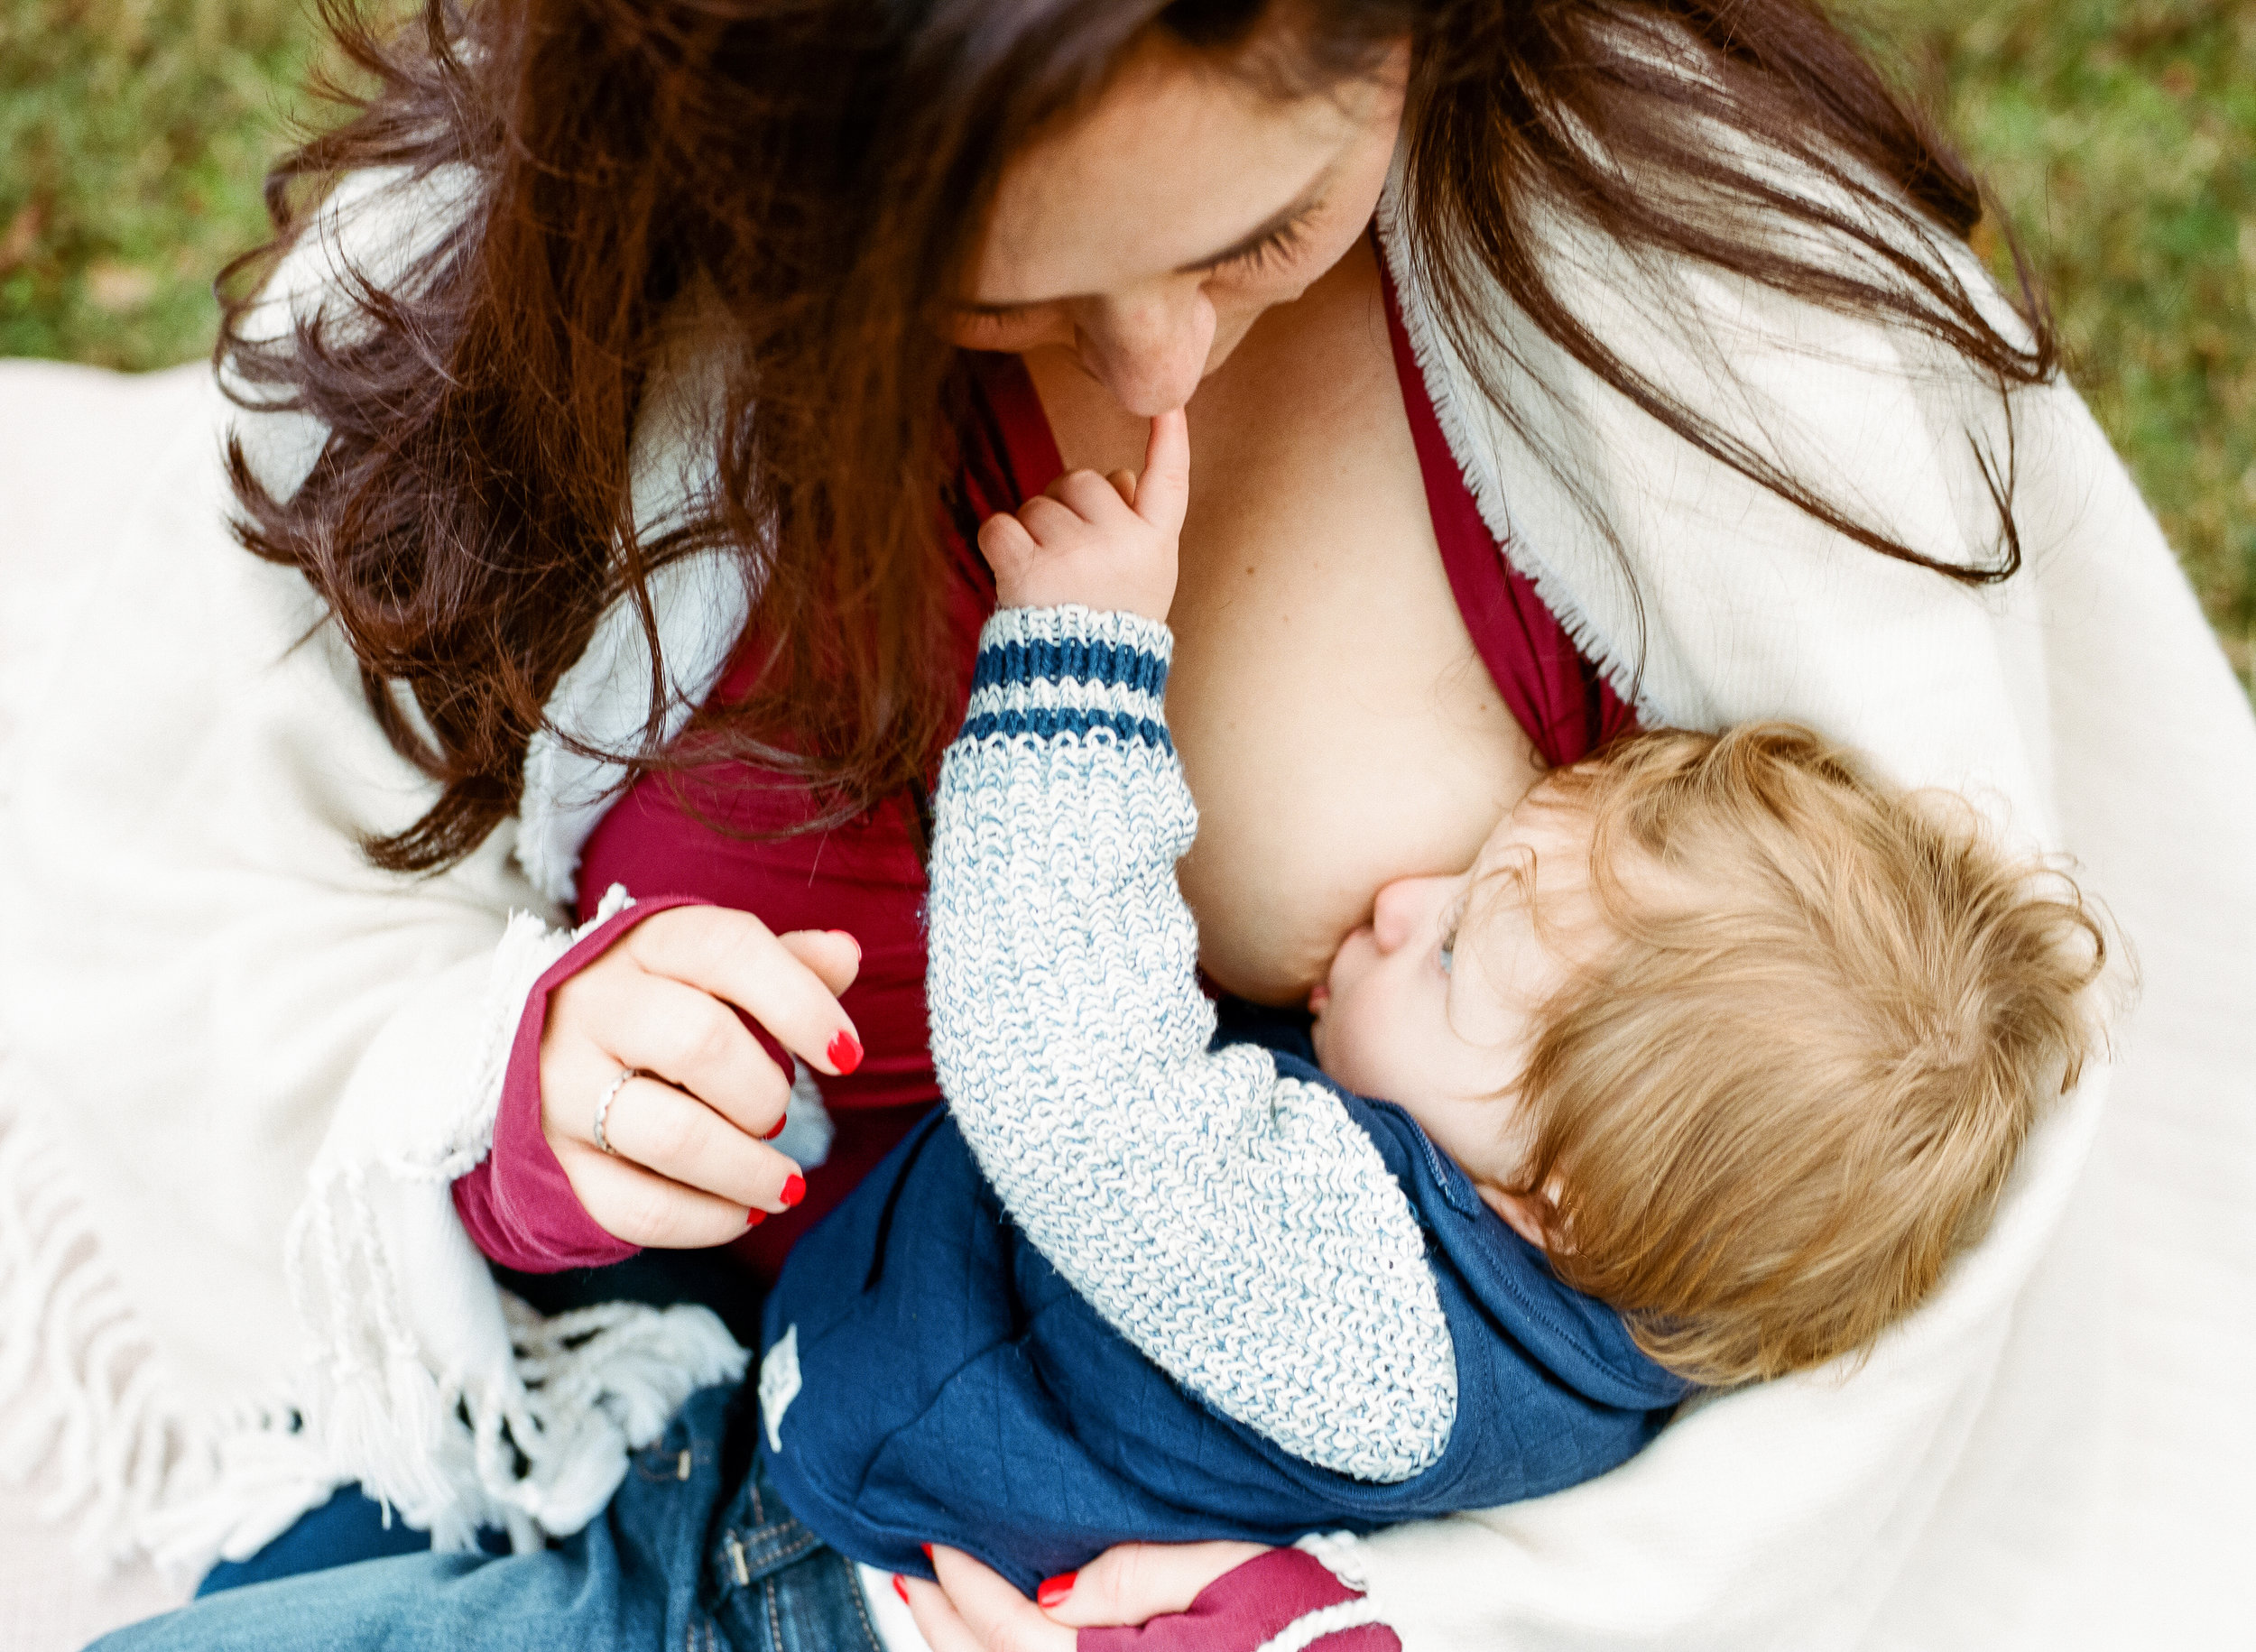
[451, 894, 713, 1273]
[1078, 1549, 1398, 1652]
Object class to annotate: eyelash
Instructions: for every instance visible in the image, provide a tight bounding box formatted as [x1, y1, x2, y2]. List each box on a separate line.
[1204, 199, 1324, 279]
[1438, 897, 1467, 975]
[959, 199, 1327, 329]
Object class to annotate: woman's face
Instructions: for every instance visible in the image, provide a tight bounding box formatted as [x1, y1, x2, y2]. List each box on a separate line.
[948, 32, 1410, 417]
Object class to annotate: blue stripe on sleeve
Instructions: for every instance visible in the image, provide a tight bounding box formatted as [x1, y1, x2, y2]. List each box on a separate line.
[969, 637, 1170, 698]
[958, 708, 1175, 754]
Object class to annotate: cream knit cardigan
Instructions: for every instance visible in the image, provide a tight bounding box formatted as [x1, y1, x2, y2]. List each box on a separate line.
[1, 154, 2251, 1647]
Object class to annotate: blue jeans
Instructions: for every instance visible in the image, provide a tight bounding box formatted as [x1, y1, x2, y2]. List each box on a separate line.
[92, 1386, 879, 1652]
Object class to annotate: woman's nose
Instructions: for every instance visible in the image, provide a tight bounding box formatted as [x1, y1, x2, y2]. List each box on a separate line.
[1075, 285, 1216, 418]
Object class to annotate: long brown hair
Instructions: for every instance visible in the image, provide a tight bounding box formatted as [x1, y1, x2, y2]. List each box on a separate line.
[217, 0, 2052, 872]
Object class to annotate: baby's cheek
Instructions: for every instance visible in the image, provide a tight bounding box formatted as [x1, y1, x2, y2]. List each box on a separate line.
[1316, 1001, 1395, 1102]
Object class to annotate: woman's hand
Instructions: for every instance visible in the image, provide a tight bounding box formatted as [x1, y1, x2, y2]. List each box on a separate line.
[977, 407, 1188, 622]
[539, 905, 864, 1247]
[903, 1542, 1267, 1652]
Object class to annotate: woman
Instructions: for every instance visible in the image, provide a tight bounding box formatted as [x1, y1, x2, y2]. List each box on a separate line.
[3, 0, 2251, 1645]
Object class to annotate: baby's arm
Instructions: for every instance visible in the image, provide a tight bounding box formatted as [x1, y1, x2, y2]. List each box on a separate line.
[929, 416, 1456, 1484]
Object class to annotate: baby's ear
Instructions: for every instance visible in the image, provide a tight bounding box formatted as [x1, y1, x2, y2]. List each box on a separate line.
[1479, 1183, 1560, 1251]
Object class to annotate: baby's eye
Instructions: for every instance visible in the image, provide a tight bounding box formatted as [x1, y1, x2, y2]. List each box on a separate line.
[1437, 894, 1469, 975]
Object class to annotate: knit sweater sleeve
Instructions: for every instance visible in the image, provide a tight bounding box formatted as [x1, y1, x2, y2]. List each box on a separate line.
[925, 605, 1457, 1484]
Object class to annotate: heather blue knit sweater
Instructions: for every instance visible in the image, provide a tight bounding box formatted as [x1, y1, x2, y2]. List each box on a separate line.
[757, 605, 1688, 1594]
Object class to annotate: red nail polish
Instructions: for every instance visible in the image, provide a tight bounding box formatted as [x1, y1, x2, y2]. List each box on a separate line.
[763, 1113, 789, 1140]
[827, 1029, 863, 1075]
[781, 1173, 806, 1208]
[1036, 1572, 1077, 1610]
[745, 1210, 766, 1228]
[920, 1543, 934, 1562]
[892, 1574, 910, 1604]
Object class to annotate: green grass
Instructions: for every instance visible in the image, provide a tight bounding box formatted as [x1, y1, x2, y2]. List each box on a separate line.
[4, 0, 2251, 670]
[1846, 0, 2256, 678]
[0, 0, 318, 366]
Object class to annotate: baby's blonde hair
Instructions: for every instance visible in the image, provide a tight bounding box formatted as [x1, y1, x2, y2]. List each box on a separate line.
[1500, 724, 2108, 1387]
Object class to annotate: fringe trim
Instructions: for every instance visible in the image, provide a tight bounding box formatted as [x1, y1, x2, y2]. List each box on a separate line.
[1373, 180, 1676, 731]
[0, 1061, 329, 1583]
[283, 1156, 748, 1555]
[0, 883, 745, 1579]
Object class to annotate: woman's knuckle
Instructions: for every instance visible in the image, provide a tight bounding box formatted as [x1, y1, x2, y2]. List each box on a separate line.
[680, 1003, 742, 1071]
[648, 1099, 707, 1164]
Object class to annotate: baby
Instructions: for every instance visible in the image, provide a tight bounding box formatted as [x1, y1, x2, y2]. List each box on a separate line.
[754, 411, 2107, 1596]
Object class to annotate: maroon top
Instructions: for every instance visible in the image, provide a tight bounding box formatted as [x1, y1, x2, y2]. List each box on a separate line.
[452, 263, 1631, 1280]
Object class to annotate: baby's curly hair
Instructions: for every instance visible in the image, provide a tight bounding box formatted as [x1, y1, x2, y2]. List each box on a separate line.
[1502, 724, 2110, 1387]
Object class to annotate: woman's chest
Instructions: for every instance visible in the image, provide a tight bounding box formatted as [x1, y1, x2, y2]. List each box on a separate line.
[1028, 243, 1539, 1003]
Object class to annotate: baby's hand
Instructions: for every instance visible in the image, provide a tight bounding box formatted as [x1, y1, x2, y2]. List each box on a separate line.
[977, 408, 1188, 623]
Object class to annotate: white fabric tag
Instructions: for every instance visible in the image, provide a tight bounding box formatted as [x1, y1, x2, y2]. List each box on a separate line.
[759, 1323, 802, 1454]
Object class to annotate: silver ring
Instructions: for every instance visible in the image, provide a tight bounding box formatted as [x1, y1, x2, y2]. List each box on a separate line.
[592, 1066, 648, 1157]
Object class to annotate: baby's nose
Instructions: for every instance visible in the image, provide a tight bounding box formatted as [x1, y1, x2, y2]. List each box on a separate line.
[1369, 878, 1428, 954]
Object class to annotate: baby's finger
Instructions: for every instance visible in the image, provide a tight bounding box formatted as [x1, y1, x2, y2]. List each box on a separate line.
[1106, 467, 1138, 507]
[1048, 468, 1133, 526]
[977, 510, 1038, 578]
[1133, 407, 1190, 537]
[1014, 493, 1090, 547]
[626, 905, 863, 1079]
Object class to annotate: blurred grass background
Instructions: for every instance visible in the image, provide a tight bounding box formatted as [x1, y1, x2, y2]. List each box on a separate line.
[3, 0, 2251, 672]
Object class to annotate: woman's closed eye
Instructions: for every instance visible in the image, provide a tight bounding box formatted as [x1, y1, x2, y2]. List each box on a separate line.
[953, 197, 1331, 336]
[1189, 196, 1326, 280]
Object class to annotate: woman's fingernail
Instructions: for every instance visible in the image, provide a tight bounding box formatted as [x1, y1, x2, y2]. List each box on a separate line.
[763, 1113, 789, 1140]
[827, 1029, 863, 1075]
[892, 1574, 910, 1604]
[746, 1210, 766, 1228]
[1036, 1572, 1077, 1609]
[920, 1543, 934, 1562]
[781, 1173, 806, 1208]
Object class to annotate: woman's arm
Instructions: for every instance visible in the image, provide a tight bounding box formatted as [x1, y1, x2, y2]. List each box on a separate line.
[927, 433, 1456, 1483]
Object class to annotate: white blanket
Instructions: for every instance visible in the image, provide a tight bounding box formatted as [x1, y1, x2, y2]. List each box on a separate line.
[1, 157, 2251, 1648]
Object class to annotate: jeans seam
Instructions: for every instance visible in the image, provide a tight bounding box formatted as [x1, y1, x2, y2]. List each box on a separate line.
[842, 1558, 883, 1652]
[763, 1574, 785, 1652]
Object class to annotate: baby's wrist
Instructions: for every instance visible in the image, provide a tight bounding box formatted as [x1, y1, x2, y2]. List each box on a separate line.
[992, 572, 1172, 623]
[996, 594, 1170, 625]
